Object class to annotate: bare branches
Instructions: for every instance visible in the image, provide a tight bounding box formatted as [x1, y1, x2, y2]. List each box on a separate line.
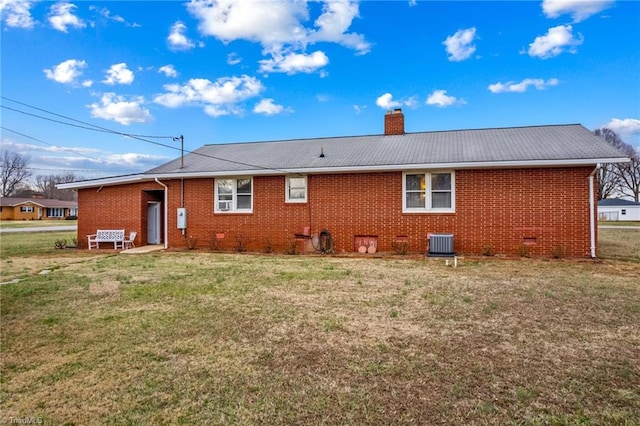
[0, 150, 31, 196]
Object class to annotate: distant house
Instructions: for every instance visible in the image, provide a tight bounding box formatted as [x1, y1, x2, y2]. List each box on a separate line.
[598, 199, 640, 221]
[0, 197, 78, 221]
[59, 110, 628, 257]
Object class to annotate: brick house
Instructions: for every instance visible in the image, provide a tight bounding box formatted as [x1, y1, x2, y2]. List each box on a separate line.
[0, 197, 78, 221]
[58, 110, 628, 257]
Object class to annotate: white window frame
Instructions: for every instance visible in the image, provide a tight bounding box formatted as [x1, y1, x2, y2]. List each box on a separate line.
[285, 175, 307, 203]
[214, 177, 253, 213]
[47, 208, 65, 218]
[20, 206, 34, 213]
[402, 171, 455, 213]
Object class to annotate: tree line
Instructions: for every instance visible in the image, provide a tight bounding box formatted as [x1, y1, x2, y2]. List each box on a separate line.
[0, 150, 79, 201]
[2, 128, 640, 202]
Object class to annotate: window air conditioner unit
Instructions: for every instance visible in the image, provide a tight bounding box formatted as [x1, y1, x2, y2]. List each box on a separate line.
[218, 200, 232, 211]
[427, 233, 455, 257]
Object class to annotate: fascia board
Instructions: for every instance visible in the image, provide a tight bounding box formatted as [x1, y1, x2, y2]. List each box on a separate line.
[56, 157, 631, 189]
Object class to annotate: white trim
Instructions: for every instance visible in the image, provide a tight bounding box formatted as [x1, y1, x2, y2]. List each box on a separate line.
[56, 157, 631, 190]
[402, 171, 456, 213]
[285, 175, 307, 203]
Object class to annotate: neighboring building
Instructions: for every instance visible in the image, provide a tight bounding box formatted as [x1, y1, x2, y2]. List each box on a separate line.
[598, 198, 640, 221]
[58, 110, 629, 257]
[0, 197, 78, 221]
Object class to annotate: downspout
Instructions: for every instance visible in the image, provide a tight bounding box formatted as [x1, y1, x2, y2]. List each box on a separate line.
[155, 178, 169, 249]
[588, 166, 598, 258]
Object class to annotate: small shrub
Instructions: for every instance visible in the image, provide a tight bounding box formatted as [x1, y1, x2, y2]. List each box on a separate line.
[209, 232, 219, 251]
[185, 236, 197, 250]
[481, 245, 495, 256]
[54, 239, 67, 249]
[285, 238, 298, 255]
[551, 246, 565, 259]
[263, 238, 273, 254]
[235, 234, 247, 252]
[392, 240, 409, 255]
[65, 215, 78, 220]
[517, 244, 530, 258]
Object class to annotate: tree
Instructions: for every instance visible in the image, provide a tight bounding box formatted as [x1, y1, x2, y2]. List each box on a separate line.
[33, 173, 78, 201]
[0, 150, 32, 197]
[594, 128, 640, 202]
[616, 147, 640, 202]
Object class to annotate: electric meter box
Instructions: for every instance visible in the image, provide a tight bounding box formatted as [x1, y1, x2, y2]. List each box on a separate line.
[177, 208, 187, 229]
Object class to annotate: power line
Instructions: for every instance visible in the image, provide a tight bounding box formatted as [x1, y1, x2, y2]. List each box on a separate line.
[1, 96, 177, 139]
[2, 125, 103, 163]
[1, 97, 293, 174]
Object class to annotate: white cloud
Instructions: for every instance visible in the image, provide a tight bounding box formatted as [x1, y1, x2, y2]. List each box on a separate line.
[443, 27, 477, 62]
[488, 78, 559, 93]
[253, 98, 286, 115]
[527, 25, 583, 59]
[158, 65, 178, 78]
[88, 93, 152, 125]
[103, 63, 134, 85]
[603, 118, 640, 137]
[259, 50, 329, 74]
[153, 75, 264, 117]
[186, 0, 370, 74]
[168, 21, 196, 51]
[227, 53, 242, 65]
[48, 2, 86, 32]
[187, 0, 308, 45]
[1, 0, 35, 29]
[542, 0, 614, 22]
[353, 104, 366, 114]
[376, 93, 402, 109]
[43, 59, 88, 85]
[375, 93, 419, 110]
[308, 0, 370, 54]
[89, 5, 140, 27]
[426, 90, 466, 107]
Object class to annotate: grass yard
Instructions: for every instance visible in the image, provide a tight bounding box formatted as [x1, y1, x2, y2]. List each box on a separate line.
[0, 219, 77, 229]
[0, 230, 638, 425]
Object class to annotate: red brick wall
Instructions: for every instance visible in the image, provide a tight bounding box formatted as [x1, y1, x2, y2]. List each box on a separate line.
[77, 166, 596, 257]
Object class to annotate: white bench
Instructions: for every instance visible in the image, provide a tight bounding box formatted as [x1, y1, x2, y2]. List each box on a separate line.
[87, 229, 125, 250]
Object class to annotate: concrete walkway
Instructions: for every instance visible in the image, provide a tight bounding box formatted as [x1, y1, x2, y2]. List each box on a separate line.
[121, 245, 165, 254]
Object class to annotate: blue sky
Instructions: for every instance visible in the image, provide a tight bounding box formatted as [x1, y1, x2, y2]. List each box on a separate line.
[1, 0, 639, 180]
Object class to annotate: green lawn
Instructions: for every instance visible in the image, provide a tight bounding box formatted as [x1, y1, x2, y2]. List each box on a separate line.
[0, 219, 77, 229]
[0, 230, 638, 424]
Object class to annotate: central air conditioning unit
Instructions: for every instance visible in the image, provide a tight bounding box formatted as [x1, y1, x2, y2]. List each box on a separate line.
[427, 233, 455, 257]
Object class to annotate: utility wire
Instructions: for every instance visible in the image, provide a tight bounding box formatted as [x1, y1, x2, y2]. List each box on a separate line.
[2, 126, 153, 174]
[1, 97, 293, 174]
[2, 125, 104, 163]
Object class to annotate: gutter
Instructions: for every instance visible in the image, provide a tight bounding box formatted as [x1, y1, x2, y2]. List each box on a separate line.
[154, 178, 169, 250]
[589, 166, 598, 258]
[56, 157, 631, 190]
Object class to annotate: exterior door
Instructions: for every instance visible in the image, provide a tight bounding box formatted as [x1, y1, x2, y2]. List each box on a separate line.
[147, 202, 161, 244]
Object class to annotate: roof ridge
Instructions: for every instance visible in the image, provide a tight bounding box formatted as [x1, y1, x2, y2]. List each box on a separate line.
[201, 123, 584, 147]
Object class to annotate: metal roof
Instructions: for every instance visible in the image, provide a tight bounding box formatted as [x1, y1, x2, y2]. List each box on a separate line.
[147, 124, 628, 174]
[58, 123, 630, 189]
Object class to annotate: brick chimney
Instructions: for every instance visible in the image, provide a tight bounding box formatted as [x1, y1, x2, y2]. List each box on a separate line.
[384, 108, 405, 135]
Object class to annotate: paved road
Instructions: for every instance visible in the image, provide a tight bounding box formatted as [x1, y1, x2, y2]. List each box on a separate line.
[598, 226, 640, 229]
[0, 225, 77, 233]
